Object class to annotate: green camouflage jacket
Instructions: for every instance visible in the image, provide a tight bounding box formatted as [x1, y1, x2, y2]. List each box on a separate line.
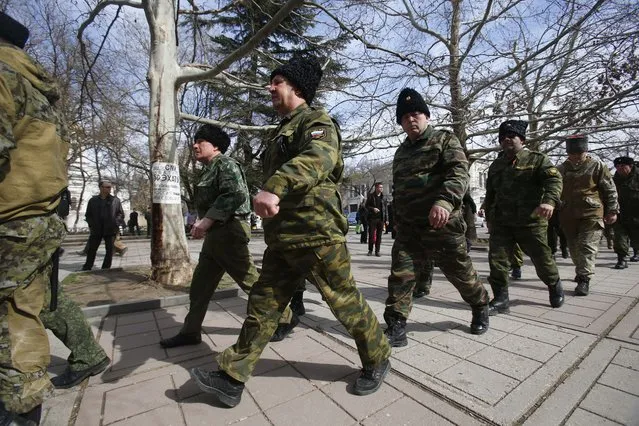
[484, 149, 562, 227]
[558, 156, 618, 223]
[613, 163, 639, 225]
[261, 104, 346, 249]
[392, 125, 468, 230]
[0, 42, 69, 223]
[195, 154, 251, 222]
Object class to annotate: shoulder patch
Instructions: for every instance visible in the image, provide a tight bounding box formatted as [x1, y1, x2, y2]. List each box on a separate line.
[310, 129, 326, 140]
[547, 167, 560, 176]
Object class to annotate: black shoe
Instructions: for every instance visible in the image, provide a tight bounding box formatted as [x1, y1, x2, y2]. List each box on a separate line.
[159, 333, 201, 348]
[0, 401, 38, 426]
[510, 267, 521, 280]
[50, 357, 110, 389]
[561, 248, 569, 259]
[353, 359, 391, 396]
[413, 287, 430, 299]
[488, 288, 510, 316]
[375, 252, 381, 257]
[367, 251, 372, 256]
[575, 277, 590, 296]
[270, 313, 300, 342]
[548, 280, 564, 308]
[290, 292, 306, 316]
[470, 305, 489, 335]
[384, 319, 407, 347]
[615, 256, 628, 269]
[189, 368, 245, 408]
[631, 254, 639, 262]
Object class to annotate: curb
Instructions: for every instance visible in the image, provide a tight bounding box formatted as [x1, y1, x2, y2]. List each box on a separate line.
[80, 287, 240, 319]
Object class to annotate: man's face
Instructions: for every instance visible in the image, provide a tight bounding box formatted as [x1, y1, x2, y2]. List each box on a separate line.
[99, 183, 112, 197]
[193, 139, 219, 163]
[375, 184, 383, 194]
[499, 132, 524, 156]
[616, 164, 632, 176]
[268, 75, 300, 115]
[400, 111, 429, 141]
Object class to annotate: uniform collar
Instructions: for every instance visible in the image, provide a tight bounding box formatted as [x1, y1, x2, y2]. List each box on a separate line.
[281, 103, 309, 122]
[405, 125, 435, 145]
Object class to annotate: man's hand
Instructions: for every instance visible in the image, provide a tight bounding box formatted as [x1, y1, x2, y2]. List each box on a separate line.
[533, 203, 554, 220]
[604, 212, 617, 225]
[190, 217, 214, 239]
[254, 191, 280, 218]
[373, 207, 380, 213]
[429, 205, 450, 229]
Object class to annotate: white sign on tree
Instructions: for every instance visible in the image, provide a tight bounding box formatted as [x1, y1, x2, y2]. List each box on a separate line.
[152, 162, 181, 204]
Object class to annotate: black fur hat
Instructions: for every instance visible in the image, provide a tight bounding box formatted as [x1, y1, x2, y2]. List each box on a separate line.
[194, 124, 231, 154]
[0, 12, 29, 49]
[499, 120, 528, 140]
[565, 134, 588, 154]
[396, 88, 430, 124]
[613, 156, 634, 166]
[270, 54, 323, 105]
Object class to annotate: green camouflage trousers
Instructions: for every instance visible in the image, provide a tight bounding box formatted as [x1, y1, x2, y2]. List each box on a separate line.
[613, 221, 639, 258]
[510, 244, 524, 269]
[385, 239, 438, 323]
[217, 243, 391, 382]
[182, 219, 293, 336]
[388, 217, 489, 323]
[488, 224, 559, 292]
[40, 286, 108, 372]
[562, 219, 603, 279]
[0, 215, 65, 413]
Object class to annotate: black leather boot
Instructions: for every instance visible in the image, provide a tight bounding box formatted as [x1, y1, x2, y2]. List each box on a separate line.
[51, 357, 110, 389]
[159, 333, 201, 348]
[488, 287, 510, 316]
[630, 250, 639, 262]
[574, 276, 590, 296]
[510, 267, 522, 280]
[353, 359, 391, 396]
[548, 280, 565, 308]
[384, 318, 407, 347]
[271, 312, 300, 342]
[615, 255, 628, 269]
[190, 368, 245, 408]
[470, 305, 489, 335]
[290, 291, 306, 316]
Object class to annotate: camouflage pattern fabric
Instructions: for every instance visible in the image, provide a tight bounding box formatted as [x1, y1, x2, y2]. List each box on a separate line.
[217, 243, 391, 382]
[613, 222, 639, 257]
[40, 286, 107, 372]
[181, 218, 293, 335]
[488, 224, 560, 292]
[385, 239, 435, 323]
[484, 149, 562, 227]
[563, 220, 603, 279]
[195, 155, 251, 221]
[392, 125, 468, 230]
[0, 215, 65, 413]
[510, 244, 524, 269]
[260, 104, 347, 250]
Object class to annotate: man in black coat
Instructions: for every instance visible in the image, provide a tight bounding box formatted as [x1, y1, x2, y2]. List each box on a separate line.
[366, 182, 388, 256]
[82, 180, 125, 270]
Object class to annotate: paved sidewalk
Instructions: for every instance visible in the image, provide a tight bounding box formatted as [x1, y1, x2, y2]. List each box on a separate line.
[43, 233, 639, 425]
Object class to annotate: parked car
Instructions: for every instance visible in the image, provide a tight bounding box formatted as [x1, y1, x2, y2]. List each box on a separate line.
[347, 212, 358, 226]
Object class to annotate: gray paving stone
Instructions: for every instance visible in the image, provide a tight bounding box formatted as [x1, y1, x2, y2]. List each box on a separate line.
[110, 404, 185, 426]
[565, 408, 622, 426]
[394, 342, 461, 375]
[116, 311, 156, 326]
[264, 390, 355, 426]
[361, 396, 455, 426]
[436, 361, 519, 405]
[493, 334, 560, 362]
[246, 365, 316, 410]
[468, 346, 542, 381]
[580, 383, 639, 425]
[41, 390, 79, 426]
[611, 347, 639, 371]
[540, 309, 594, 327]
[114, 330, 161, 351]
[181, 391, 261, 425]
[115, 320, 158, 337]
[102, 375, 176, 424]
[291, 347, 356, 387]
[598, 363, 639, 396]
[427, 332, 488, 358]
[511, 323, 577, 347]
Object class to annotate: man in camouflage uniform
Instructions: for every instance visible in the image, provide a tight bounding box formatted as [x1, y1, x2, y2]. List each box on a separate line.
[612, 156, 639, 268]
[412, 259, 434, 299]
[558, 135, 618, 295]
[190, 54, 391, 407]
[0, 13, 68, 424]
[160, 124, 298, 349]
[384, 88, 490, 348]
[484, 120, 565, 315]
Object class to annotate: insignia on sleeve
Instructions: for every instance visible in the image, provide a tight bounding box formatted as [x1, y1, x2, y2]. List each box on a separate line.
[310, 129, 326, 139]
[548, 167, 560, 176]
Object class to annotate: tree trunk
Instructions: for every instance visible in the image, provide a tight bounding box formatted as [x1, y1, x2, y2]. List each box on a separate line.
[146, 0, 193, 285]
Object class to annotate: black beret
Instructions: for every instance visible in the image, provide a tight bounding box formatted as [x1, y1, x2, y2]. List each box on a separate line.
[614, 156, 634, 166]
[396, 88, 430, 124]
[499, 120, 528, 140]
[270, 54, 323, 105]
[194, 124, 231, 154]
[0, 13, 29, 49]
[565, 134, 588, 154]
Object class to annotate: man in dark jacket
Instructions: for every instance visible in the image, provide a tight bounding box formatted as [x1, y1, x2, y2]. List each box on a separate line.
[82, 180, 124, 270]
[357, 201, 368, 243]
[613, 156, 639, 266]
[366, 182, 388, 256]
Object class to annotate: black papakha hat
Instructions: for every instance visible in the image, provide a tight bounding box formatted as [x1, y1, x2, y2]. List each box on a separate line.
[613, 156, 634, 166]
[270, 54, 323, 105]
[194, 124, 231, 154]
[499, 120, 528, 140]
[565, 134, 588, 154]
[0, 12, 29, 49]
[396, 88, 430, 124]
